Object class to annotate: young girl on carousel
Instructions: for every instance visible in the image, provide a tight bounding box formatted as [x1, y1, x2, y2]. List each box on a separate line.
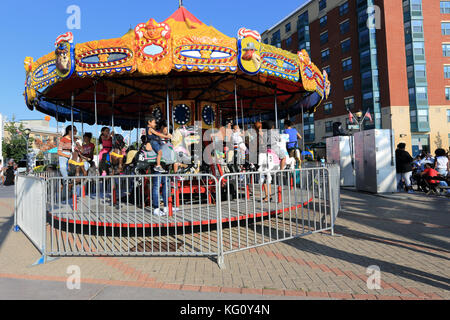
[98, 127, 113, 176]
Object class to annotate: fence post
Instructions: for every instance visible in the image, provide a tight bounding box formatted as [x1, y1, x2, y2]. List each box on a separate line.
[216, 176, 225, 270]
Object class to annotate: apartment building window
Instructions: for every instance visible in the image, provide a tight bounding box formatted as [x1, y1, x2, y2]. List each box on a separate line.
[445, 65, 450, 78]
[340, 20, 350, 35]
[443, 43, 450, 56]
[271, 30, 281, 48]
[442, 22, 450, 35]
[417, 109, 428, 123]
[324, 102, 333, 114]
[341, 38, 351, 53]
[411, 20, 423, 33]
[319, 15, 327, 28]
[411, 110, 417, 123]
[340, 2, 349, 16]
[415, 64, 426, 80]
[320, 31, 328, 45]
[413, 42, 425, 57]
[345, 96, 355, 110]
[286, 36, 292, 47]
[325, 121, 333, 133]
[321, 49, 330, 62]
[445, 87, 450, 100]
[416, 87, 428, 100]
[441, 1, 450, 13]
[407, 65, 414, 79]
[285, 23, 291, 33]
[405, 43, 413, 57]
[447, 109, 450, 121]
[411, 0, 422, 12]
[342, 58, 352, 72]
[319, 0, 327, 11]
[343, 77, 353, 91]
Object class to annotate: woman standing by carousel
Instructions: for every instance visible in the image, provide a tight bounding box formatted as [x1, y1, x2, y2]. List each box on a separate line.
[57, 125, 77, 178]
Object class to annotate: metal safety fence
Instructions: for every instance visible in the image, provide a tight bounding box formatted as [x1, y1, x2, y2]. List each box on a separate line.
[14, 165, 340, 268]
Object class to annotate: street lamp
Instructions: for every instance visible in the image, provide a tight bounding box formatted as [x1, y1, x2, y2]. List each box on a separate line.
[354, 111, 364, 132]
[24, 128, 31, 174]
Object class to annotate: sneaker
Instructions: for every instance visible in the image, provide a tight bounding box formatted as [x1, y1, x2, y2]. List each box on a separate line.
[154, 166, 167, 173]
[162, 207, 169, 215]
[153, 208, 162, 216]
[408, 190, 415, 194]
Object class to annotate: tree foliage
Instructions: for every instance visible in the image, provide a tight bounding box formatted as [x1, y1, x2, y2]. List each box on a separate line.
[2, 120, 34, 162]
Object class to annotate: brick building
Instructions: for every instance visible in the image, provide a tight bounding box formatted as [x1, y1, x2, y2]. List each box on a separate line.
[262, 0, 450, 156]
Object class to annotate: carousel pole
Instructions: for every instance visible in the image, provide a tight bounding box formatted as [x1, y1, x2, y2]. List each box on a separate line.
[301, 106, 305, 160]
[166, 77, 170, 129]
[137, 96, 141, 146]
[93, 80, 99, 168]
[71, 92, 78, 210]
[111, 90, 115, 132]
[240, 98, 245, 131]
[274, 89, 279, 129]
[234, 77, 239, 125]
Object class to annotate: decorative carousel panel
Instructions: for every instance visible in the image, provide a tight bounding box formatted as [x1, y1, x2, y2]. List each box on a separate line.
[171, 21, 238, 73]
[134, 19, 173, 75]
[75, 33, 135, 77]
[237, 28, 262, 75]
[199, 102, 217, 130]
[259, 44, 299, 82]
[172, 100, 194, 129]
[297, 49, 330, 100]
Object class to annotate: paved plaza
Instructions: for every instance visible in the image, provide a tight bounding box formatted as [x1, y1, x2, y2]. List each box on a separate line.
[0, 184, 448, 300]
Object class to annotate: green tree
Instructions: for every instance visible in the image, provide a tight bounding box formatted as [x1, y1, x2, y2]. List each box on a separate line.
[2, 120, 34, 163]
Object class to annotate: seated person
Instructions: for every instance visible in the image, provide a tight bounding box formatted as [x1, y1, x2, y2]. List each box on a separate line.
[146, 116, 172, 173]
[80, 133, 95, 173]
[232, 124, 247, 164]
[421, 163, 449, 195]
[283, 120, 302, 159]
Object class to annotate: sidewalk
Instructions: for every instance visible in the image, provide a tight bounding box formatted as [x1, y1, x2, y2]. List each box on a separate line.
[0, 185, 448, 300]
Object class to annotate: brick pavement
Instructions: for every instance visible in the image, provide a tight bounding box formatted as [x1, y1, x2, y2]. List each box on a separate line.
[0, 187, 449, 300]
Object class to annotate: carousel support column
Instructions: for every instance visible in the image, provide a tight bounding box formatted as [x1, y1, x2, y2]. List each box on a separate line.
[166, 77, 170, 130]
[234, 76, 239, 125]
[301, 106, 306, 161]
[70, 93, 78, 211]
[137, 96, 141, 145]
[111, 90, 117, 205]
[93, 81, 99, 170]
[274, 89, 279, 129]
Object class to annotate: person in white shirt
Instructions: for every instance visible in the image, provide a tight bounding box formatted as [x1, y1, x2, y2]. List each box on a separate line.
[232, 124, 247, 160]
[434, 149, 449, 176]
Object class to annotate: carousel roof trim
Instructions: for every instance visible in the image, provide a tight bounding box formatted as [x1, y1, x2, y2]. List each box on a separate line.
[23, 6, 330, 127]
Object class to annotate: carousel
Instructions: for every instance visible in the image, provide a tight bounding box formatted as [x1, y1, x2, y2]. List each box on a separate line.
[22, 4, 331, 231]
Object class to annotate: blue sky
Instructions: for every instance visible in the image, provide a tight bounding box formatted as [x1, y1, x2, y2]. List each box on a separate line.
[0, 0, 307, 131]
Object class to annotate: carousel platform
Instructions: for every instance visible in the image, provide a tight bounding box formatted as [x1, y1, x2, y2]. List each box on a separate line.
[47, 187, 314, 229]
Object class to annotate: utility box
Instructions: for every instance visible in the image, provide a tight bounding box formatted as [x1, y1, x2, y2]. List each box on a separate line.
[354, 129, 397, 194]
[326, 136, 355, 187]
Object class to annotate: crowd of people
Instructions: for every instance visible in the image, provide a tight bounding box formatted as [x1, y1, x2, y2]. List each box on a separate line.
[395, 143, 450, 196]
[55, 117, 304, 178]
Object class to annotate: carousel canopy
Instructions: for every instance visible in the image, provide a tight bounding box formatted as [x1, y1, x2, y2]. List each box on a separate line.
[24, 6, 330, 130]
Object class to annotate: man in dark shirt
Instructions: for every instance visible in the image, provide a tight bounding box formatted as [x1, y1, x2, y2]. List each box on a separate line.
[395, 143, 414, 193]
